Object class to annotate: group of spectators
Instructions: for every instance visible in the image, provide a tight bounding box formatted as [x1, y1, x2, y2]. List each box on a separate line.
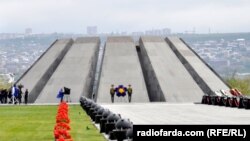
[0, 84, 29, 104]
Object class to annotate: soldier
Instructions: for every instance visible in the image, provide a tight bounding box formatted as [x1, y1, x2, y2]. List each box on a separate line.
[127, 84, 133, 103]
[110, 84, 115, 103]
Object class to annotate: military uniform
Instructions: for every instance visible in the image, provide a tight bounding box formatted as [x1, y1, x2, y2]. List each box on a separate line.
[127, 87, 132, 103]
[110, 87, 115, 103]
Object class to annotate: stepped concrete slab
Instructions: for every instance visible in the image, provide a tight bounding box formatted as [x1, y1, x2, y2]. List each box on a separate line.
[139, 36, 203, 102]
[35, 37, 100, 103]
[101, 103, 250, 124]
[97, 36, 149, 103]
[166, 37, 229, 95]
[16, 39, 73, 103]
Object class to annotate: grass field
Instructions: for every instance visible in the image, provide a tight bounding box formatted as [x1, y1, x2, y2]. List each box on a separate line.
[226, 77, 250, 95]
[0, 105, 106, 141]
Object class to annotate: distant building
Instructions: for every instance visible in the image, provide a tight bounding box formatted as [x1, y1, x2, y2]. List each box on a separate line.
[25, 28, 32, 35]
[87, 26, 97, 35]
[120, 32, 127, 35]
[145, 28, 171, 36]
[131, 32, 144, 36]
[145, 30, 153, 35]
[236, 38, 246, 48]
[162, 28, 171, 35]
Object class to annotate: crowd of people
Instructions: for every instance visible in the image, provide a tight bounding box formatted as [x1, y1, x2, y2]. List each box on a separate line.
[0, 84, 29, 104]
[2, 83, 133, 104]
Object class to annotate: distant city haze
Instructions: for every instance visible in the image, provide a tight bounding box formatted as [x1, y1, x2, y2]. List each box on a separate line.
[0, 0, 250, 33]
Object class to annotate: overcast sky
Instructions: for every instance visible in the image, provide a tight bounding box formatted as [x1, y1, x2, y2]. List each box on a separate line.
[0, 0, 250, 34]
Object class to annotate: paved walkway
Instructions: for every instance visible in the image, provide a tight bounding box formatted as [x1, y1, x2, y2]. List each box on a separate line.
[101, 103, 250, 124]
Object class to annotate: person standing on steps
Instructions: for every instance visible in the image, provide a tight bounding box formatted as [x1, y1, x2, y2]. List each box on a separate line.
[127, 84, 133, 103]
[110, 84, 115, 103]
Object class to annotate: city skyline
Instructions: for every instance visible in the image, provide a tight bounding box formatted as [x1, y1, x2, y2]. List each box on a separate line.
[0, 0, 250, 34]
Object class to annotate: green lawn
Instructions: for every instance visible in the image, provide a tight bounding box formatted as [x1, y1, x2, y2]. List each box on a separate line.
[226, 77, 250, 95]
[0, 105, 106, 141]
